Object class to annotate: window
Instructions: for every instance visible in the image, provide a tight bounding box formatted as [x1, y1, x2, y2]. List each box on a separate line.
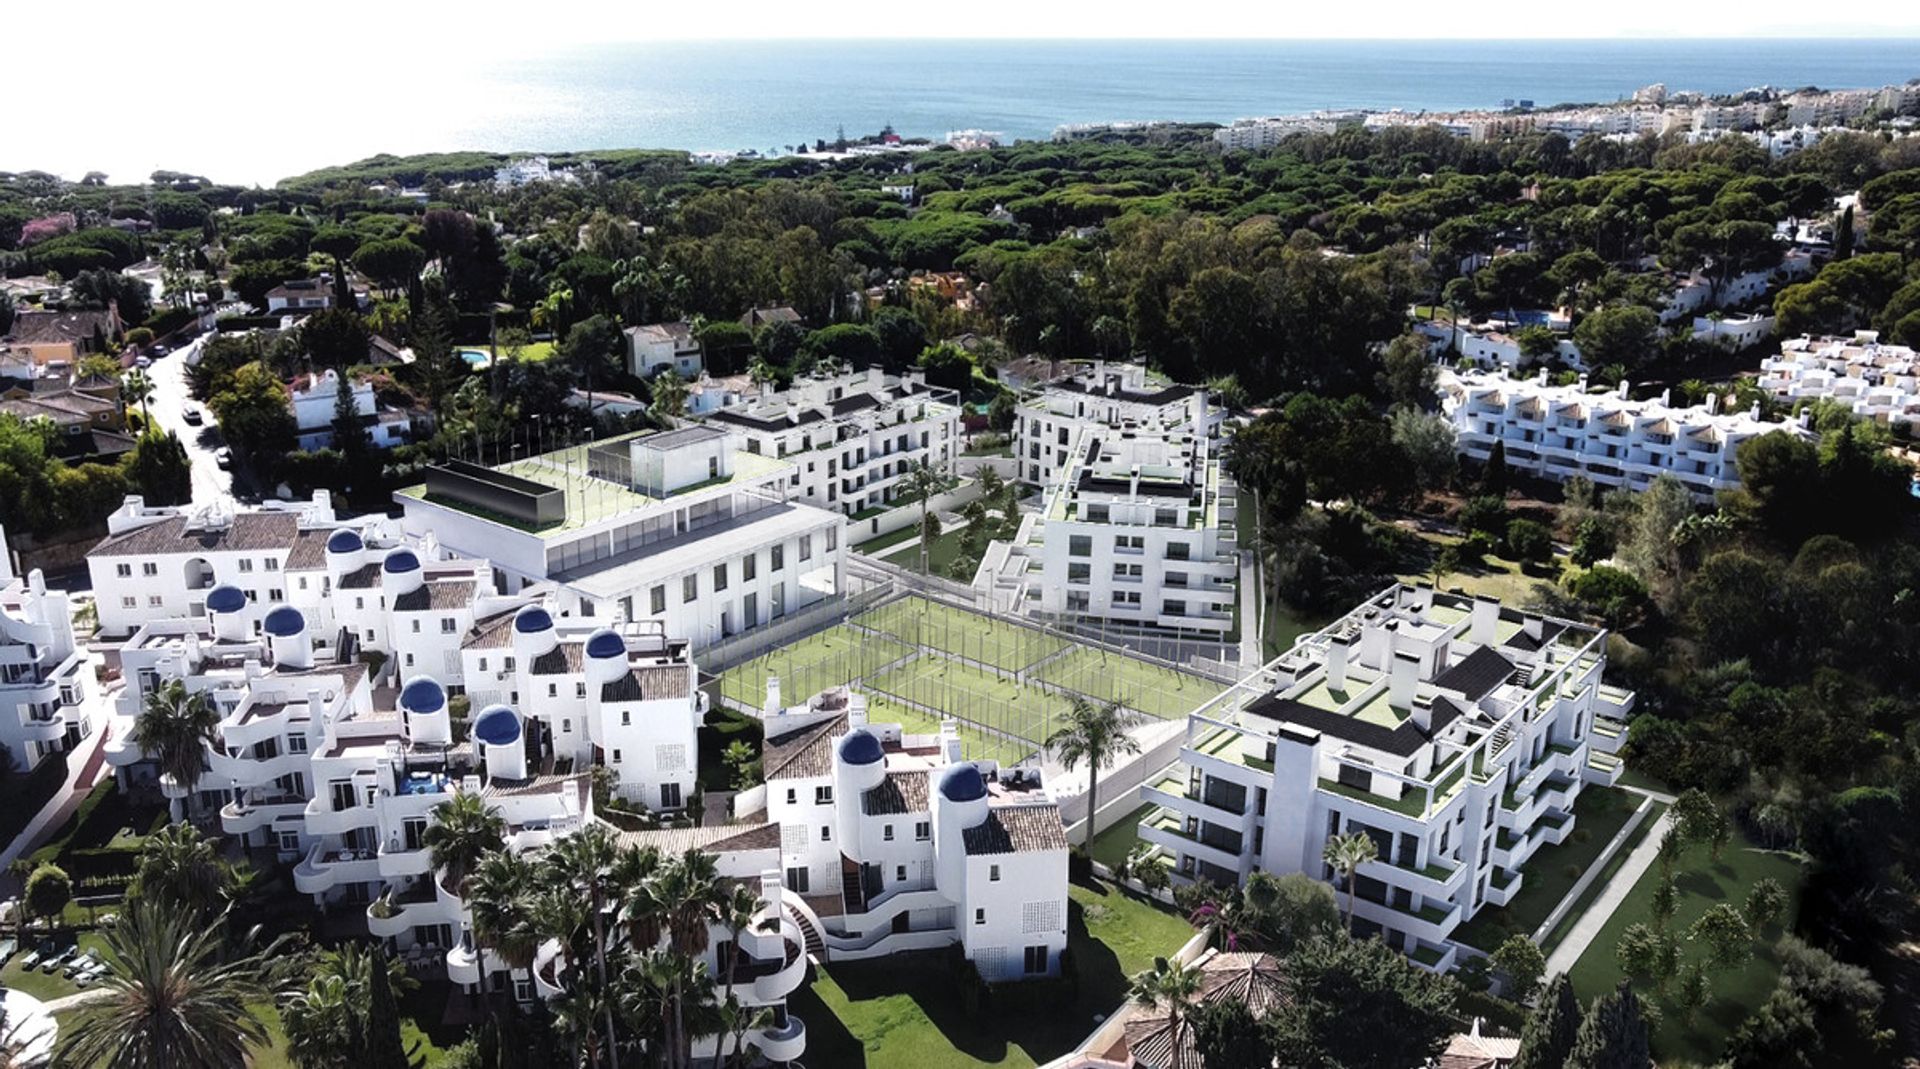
[238, 559, 254, 573]
[786, 789, 797, 805]
[1114, 591, 1141, 606]
[915, 821, 931, 841]
[990, 864, 1001, 882]
[562, 719, 571, 733]
[1024, 946, 1049, 974]
[264, 558, 279, 572]
[771, 544, 785, 571]
[148, 595, 162, 607]
[1154, 508, 1178, 527]
[115, 564, 131, 578]
[141, 562, 158, 576]
[621, 710, 631, 726]
[287, 735, 309, 754]
[298, 577, 308, 590]
[815, 786, 833, 805]
[799, 535, 812, 561]
[121, 597, 136, 608]
[1112, 562, 1142, 579]
[896, 865, 907, 882]
[547, 683, 558, 698]
[742, 554, 756, 581]
[612, 749, 622, 763]
[1163, 599, 1187, 616]
[660, 782, 681, 809]
[1086, 505, 1110, 523]
[883, 824, 894, 841]
[1068, 535, 1092, 557]
[974, 908, 986, 926]
[820, 826, 831, 842]
[267, 589, 283, 602]
[682, 575, 698, 603]
[1167, 542, 1191, 561]
[575, 682, 587, 699]
[713, 563, 728, 592]
[650, 585, 666, 615]
[405, 654, 416, 667]
[825, 527, 837, 551]
[1067, 563, 1091, 583]
[441, 618, 457, 634]
[411, 620, 422, 633]
[786, 867, 810, 894]
[355, 597, 365, 610]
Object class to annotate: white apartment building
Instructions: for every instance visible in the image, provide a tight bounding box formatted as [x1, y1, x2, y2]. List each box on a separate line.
[756, 684, 1072, 982]
[1439, 368, 1808, 500]
[623, 321, 704, 379]
[1012, 363, 1225, 489]
[0, 565, 97, 770]
[1692, 101, 1777, 132]
[288, 369, 410, 451]
[1138, 584, 1636, 970]
[705, 366, 962, 518]
[1213, 117, 1336, 151]
[396, 426, 846, 648]
[1758, 333, 1920, 426]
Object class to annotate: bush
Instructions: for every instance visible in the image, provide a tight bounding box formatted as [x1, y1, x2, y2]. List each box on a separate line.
[125, 327, 155, 348]
[1504, 518, 1553, 564]
[1460, 495, 1509, 538]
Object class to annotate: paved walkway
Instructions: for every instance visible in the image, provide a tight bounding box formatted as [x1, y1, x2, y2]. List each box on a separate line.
[1544, 808, 1675, 977]
[1237, 551, 1260, 667]
[4, 988, 59, 1061]
[0, 718, 114, 870]
[1532, 796, 1653, 944]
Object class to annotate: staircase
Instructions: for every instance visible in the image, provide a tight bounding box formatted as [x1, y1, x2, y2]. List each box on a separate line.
[1487, 723, 1515, 761]
[786, 906, 825, 959]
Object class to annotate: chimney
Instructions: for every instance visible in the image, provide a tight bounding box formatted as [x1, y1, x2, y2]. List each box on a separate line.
[182, 630, 201, 668]
[1577, 374, 1589, 392]
[1523, 616, 1543, 642]
[764, 675, 782, 717]
[1326, 634, 1352, 694]
[1412, 694, 1434, 733]
[848, 691, 868, 729]
[941, 718, 963, 765]
[1616, 379, 1630, 398]
[1659, 388, 1671, 407]
[1706, 391, 1720, 414]
[1470, 596, 1499, 645]
[1389, 652, 1419, 711]
[307, 687, 325, 725]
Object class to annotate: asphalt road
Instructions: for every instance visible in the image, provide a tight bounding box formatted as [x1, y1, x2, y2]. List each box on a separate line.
[144, 336, 237, 506]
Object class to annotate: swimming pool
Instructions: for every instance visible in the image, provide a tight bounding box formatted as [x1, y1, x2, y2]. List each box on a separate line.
[458, 348, 489, 367]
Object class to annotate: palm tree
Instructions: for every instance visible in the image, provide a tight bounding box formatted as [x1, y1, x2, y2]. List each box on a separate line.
[715, 994, 773, 1069]
[279, 942, 415, 1068]
[713, 883, 761, 1005]
[130, 678, 221, 818]
[466, 850, 541, 989]
[120, 367, 155, 428]
[901, 459, 947, 575]
[1128, 956, 1203, 1057]
[131, 822, 233, 919]
[423, 790, 506, 895]
[55, 902, 280, 1068]
[547, 825, 626, 1069]
[1322, 831, 1380, 929]
[1045, 697, 1143, 847]
[625, 850, 722, 1069]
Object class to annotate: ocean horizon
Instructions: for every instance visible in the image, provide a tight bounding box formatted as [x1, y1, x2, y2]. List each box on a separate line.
[12, 37, 1920, 186]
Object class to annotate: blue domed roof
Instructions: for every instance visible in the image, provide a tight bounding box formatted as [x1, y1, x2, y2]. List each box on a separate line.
[472, 705, 522, 746]
[382, 548, 420, 573]
[939, 763, 988, 803]
[585, 629, 625, 660]
[205, 584, 247, 614]
[325, 529, 363, 554]
[514, 607, 554, 634]
[262, 606, 305, 638]
[399, 677, 446, 714]
[838, 728, 884, 766]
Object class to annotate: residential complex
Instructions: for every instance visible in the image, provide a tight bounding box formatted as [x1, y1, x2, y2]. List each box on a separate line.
[623, 320, 704, 379]
[753, 683, 1073, 981]
[1011, 363, 1224, 489]
[0, 560, 97, 771]
[287, 369, 411, 451]
[704, 365, 962, 519]
[1758, 333, 1920, 426]
[393, 424, 846, 646]
[1137, 583, 1636, 969]
[1438, 367, 1807, 499]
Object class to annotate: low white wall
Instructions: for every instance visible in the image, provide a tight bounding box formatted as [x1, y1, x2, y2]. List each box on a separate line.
[849, 479, 980, 542]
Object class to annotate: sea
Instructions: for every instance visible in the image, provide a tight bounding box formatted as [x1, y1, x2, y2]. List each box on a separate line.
[14, 38, 1920, 187]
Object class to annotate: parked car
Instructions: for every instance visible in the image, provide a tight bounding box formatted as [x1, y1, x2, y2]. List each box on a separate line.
[134, 355, 151, 368]
[40, 946, 75, 973]
[149, 344, 171, 357]
[216, 449, 233, 470]
[183, 407, 203, 425]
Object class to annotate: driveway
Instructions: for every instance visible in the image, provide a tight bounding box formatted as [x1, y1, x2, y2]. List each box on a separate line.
[143, 335, 235, 505]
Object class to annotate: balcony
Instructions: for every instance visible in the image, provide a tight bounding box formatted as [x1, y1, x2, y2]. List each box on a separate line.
[220, 793, 307, 836]
[1482, 867, 1524, 908]
[1363, 852, 1464, 898]
[446, 940, 483, 987]
[377, 838, 432, 879]
[366, 880, 446, 939]
[753, 1015, 807, 1064]
[1583, 750, 1624, 787]
[1589, 718, 1628, 755]
[304, 795, 377, 836]
[293, 843, 383, 895]
[741, 919, 809, 1004]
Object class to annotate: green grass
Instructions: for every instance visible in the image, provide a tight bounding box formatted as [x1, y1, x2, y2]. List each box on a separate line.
[881, 523, 983, 577]
[1567, 835, 1804, 1065]
[1, 929, 114, 1001]
[861, 694, 1034, 768]
[860, 598, 1067, 674]
[715, 625, 912, 712]
[1035, 647, 1227, 720]
[1541, 801, 1668, 954]
[1086, 804, 1154, 870]
[1450, 786, 1641, 953]
[244, 982, 461, 1068]
[855, 524, 923, 555]
[791, 877, 1194, 1068]
[866, 658, 1074, 748]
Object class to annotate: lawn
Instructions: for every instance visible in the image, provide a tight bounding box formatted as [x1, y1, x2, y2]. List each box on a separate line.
[854, 524, 923, 556]
[866, 657, 1074, 749]
[881, 523, 983, 579]
[1402, 531, 1560, 607]
[1, 929, 113, 1001]
[790, 876, 1194, 1068]
[861, 694, 1035, 768]
[1450, 785, 1642, 952]
[1086, 804, 1154, 870]
[245, 981, 462, 1068]
[1567, 835, 1805, 1065]
[1541, 801, 1668, 954]
[715, 625, 912, 712]
[1035, 647, 1226, 720]
[859, 597, 1067, 673]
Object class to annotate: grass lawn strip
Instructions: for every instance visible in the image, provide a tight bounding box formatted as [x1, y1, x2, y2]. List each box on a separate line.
[1565, 835, 1804, 1065]
[1086, 804, 1155, 870]
[866, 657, 1074, 749]
[1540, 800, 1669, 955]
[715, 624, 912, 711]
[1449, 785, 1639, 953]
[1035, 647, 1227, 720]
[858, 598, 1068, 674]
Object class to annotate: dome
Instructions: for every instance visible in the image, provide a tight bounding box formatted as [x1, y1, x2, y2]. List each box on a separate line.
[472, 705, 522, 746]
[938, 762, 988, 803]
[584, 629, 625, 660]
[325, 529, 363, 554]
[513, 606, 554, 634]
[204, 584, 247, 615]
[837, 728, 884, 766]
[262, 606, 305, 638]
[381, 548, 421, 573]
[399, 676, 446, 714]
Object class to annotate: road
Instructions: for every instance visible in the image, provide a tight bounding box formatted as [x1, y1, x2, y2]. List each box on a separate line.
[143, 335, 236, 505]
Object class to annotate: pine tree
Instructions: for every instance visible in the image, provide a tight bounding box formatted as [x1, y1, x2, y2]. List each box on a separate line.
[333, 370, 371, 457]
[1482, 439, 1509, 497]
[1512, 973, 1582, 1069]
[365, 947, 412, 1069]
[1834, 206, 1855, 261]
[1565, 982, 1652, 1069]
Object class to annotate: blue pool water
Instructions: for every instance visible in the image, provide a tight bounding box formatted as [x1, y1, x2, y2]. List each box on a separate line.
[458, 349, 489, 367]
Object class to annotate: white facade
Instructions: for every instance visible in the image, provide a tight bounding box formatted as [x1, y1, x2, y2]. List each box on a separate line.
[0, 567, 97, 770]
[396, 427, 847, 650]
[287, 369, 410, 451]
[1011, 363, 1225, 489]
[1439, 367, 1810, 500]
[1140, 584, 1637, 970]
[705, 367, 962, 518]
[1758, 333, 1920, 426]
[623, 321, 704, 379]
[758, 687, 1071, 982]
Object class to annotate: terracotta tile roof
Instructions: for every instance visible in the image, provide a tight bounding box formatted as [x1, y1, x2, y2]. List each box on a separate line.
[482, 771, 590, 799]
[463, 611, 516, 650]
[8, 309, 115, 345]
[862, 770, 929, 816]
[962, 803, 1068, 856]
[1436, 1027, 1521, 1069]
[392, 580, 475, 613]
[763, 713, 846, 781]
[1123, 952, 1292, 1069]
[89, 512, 299, 558]
[611, 819, 782, 856]
[336, 562, 382, 590]
[601, 664, 691, 703]
[286, 529, 332, 572]
[529, 643, 585, 675]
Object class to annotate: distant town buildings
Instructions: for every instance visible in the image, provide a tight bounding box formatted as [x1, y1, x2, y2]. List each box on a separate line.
[1758, 332, 1920, 426]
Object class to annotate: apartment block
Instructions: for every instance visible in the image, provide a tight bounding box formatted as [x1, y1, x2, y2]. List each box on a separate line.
[1138, 584, 1637, 970]
[0, 565, 98, 770]
[1012, 363, 1225, 489]
[1758, 333, 1920, 426]
[395, 425, 846, 647]
[757, 684, 1072, 982]
[705, 366, 962, 517]
[1439, 367, 1807, 500]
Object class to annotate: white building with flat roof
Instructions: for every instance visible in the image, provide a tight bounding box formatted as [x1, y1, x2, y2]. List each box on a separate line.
[704, 366, 962, 519]
[1439, 368, 1809, 500]
[395, 426, 846, 648]
[1139, 584, 1636, 970]
[1758, 333, 1920, 426]
[0, 565, 97, 770]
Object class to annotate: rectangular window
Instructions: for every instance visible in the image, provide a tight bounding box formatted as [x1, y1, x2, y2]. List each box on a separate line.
[116, 564, 131, 578]
[799, 535, 813, 561]
[883, 824, 894, 841]
[442, 618, 457, 634]
[815, 786, 833, 805]
[915, 821, 931, 841]
[575, 682, 587, 699]
[264, 558, 279, 572]
[660, 782, 682, 809]
[287, 735, 308, 753]
[238, 559, 254, 573]
[820, 826, 831, 842]
[1024, 945, 1048, 974]
[612, 749, 622, 763]
[990, 864, 1001, 882]
[650, 585, 666, 615]
[825, 527, 837, 552]
[411, 620, 422, 633]
[974, 908, 986, 926]
[148, 595, 162, 607]
[786, 789, 797, 805]
[141, 562, 157, 576]
[1067, 563, 1091, 583]
[268, 589, 283, 602]
[682, 575, 697, 603]
[786, 867, 810, 894]
[120, 595, 136, 608]
[713, 563, 728, 592]
[621, 710, 631, 726]
[771, 544, 785, 571]
[742, 554, 756, 581]
[1068, 535, 1092, 557]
